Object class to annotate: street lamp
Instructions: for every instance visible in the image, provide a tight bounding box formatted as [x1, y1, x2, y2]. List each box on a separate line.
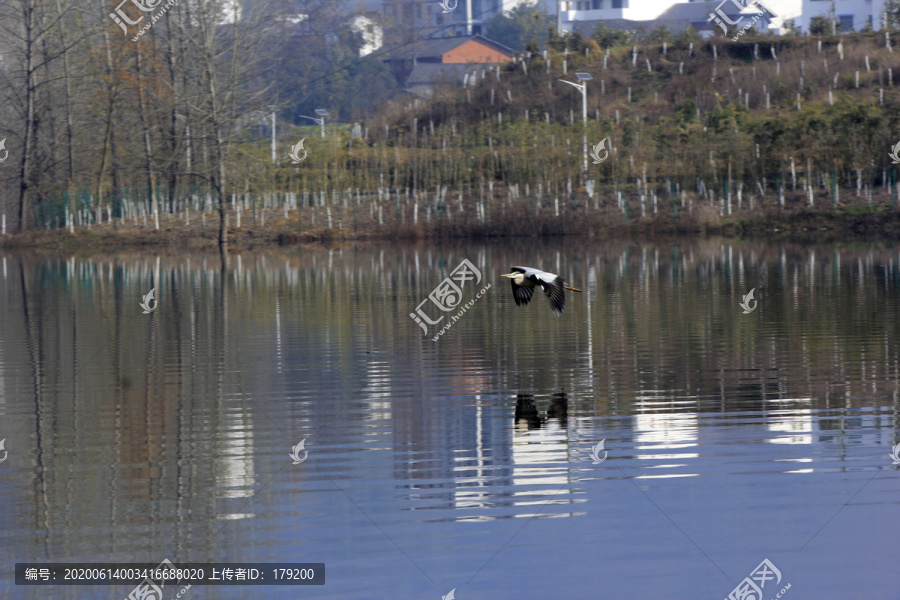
[298, 109, 328, 138]
[559, 72, 592, 176]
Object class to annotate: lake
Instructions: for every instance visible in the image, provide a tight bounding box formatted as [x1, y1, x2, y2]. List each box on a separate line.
[1, 237, 898, 599]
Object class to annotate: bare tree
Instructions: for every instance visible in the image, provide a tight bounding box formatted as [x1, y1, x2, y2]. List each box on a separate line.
[0, 0, 47, 231]
[175, 0, 275, 248]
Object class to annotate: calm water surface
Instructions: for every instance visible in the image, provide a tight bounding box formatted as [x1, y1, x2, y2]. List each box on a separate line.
[1, 238, 899, 599]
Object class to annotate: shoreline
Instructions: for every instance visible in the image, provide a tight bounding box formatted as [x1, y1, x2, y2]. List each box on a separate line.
[2, 206, 899, 252]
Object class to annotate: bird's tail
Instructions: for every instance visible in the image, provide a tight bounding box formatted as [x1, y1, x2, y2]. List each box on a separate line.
[563, 285, 582, 292]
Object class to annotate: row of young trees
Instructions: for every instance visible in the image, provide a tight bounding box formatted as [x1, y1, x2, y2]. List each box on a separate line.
[306, 32, 900, 219]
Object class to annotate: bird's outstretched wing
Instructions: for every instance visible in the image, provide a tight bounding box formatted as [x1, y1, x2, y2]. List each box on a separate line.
[536, 273, 566, 316]
[511, 278, 534, 306]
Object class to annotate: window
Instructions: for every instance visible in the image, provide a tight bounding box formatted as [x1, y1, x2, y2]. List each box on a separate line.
[612, 0, 625, 7]
[838, 14, 853, 31]
[592, 0, 603, 8]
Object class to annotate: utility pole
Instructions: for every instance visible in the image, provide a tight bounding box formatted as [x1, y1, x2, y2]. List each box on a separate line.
[269, 106, 276, 163]
[557, 0, 563, 36]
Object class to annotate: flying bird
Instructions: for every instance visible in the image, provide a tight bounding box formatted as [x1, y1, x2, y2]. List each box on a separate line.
[501, 266, 582, 316]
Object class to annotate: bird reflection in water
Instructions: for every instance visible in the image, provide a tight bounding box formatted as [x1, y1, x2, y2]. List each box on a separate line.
[514, 392, 568, 430]
[547, 391, 568, 426]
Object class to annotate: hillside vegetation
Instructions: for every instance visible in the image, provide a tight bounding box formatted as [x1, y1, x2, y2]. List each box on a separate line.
[6, 18, 900, 245]
[276, 29, 900, 238]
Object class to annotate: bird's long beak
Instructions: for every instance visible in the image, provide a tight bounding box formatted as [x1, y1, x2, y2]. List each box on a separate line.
[501, 273, 515, 278]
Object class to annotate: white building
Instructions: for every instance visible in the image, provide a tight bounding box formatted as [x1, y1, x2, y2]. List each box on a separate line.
[557, 0, 680, 25]
[796, 0, 889, 32]
[556, 0, 802, 37]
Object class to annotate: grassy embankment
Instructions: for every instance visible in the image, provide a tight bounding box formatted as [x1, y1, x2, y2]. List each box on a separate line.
[6, 29, 900, 249]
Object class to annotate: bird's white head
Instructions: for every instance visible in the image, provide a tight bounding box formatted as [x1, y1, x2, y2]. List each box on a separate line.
[501, 272, 525, 284]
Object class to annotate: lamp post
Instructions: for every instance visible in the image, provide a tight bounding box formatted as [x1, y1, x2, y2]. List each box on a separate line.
[559, 72, 592, 176]
[298, 109, 328, 138]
